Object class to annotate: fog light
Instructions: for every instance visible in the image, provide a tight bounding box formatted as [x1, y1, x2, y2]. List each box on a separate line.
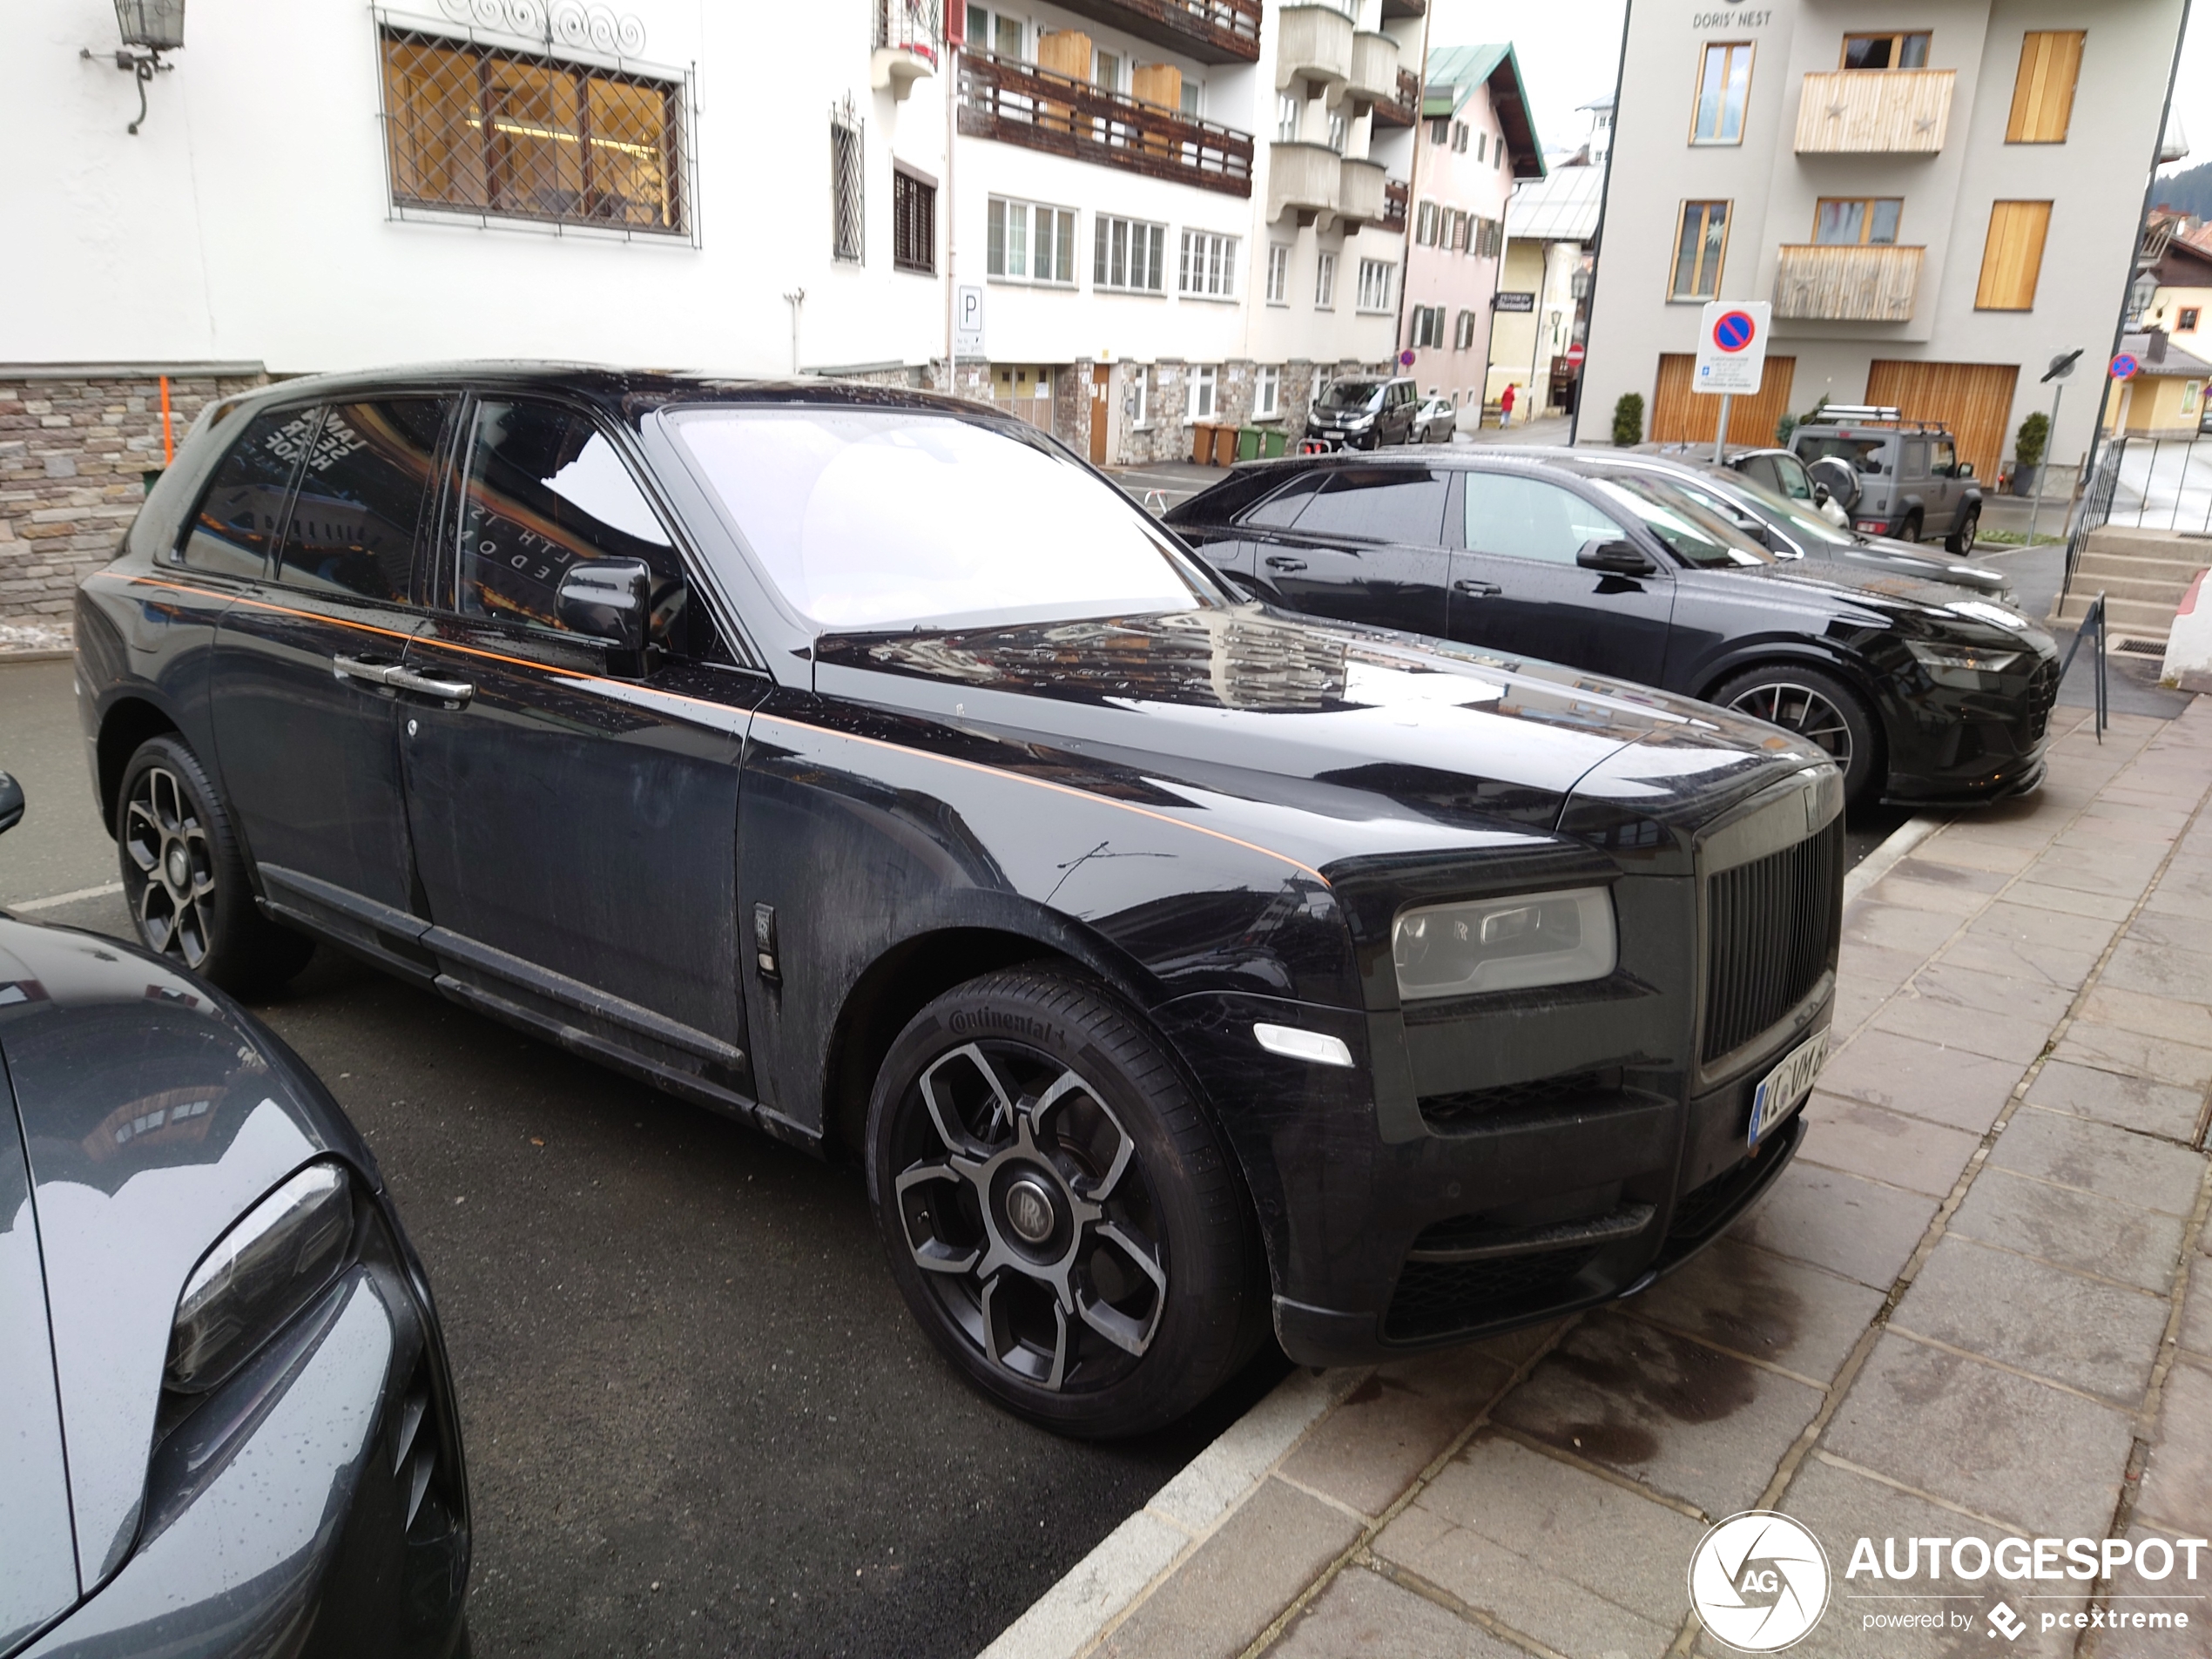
[1252, 1023, 1355, 1068]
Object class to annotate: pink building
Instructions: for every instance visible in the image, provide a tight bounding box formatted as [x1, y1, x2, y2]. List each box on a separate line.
[1400, 44, 1544, 417]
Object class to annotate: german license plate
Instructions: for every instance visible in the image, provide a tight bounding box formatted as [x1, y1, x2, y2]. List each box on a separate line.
[1749, 1028, 1827, 1150]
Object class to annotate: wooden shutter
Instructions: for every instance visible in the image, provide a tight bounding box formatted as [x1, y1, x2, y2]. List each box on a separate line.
[2006, 31, 2084, 143]
[1975, 201, 2052, 310]
[1865, 361, 2020, 482]
[1650, 354, 1796, 447]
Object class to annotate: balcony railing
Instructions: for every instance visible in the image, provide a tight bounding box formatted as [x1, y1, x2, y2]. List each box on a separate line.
[873, 0, 940, 97]
[1382, 176, 1407, 232]
[1793, 70, 1954, 154]
[959, 51, 1253, 197]
[1035, 0, 1260, 64]
[1372, 65, 1420, 127]
[1773, 243, 1925, 321]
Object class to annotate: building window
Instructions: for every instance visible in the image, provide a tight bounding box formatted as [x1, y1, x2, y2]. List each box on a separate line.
[1814, 198, 1902, 246]
[1095, 215, 1167, 292]
[1326, 112, 1347, 153]
[1842, 31, 1931, 70]
[1186, 366, 1218, 422]
[1356, 259, 1395, 313]
[1278, 91, 1301, 142]
[1415, 200, 1439, 246]
[1130, 365, 1150, 426]
[1255, 365, 1281, 417]
[894, 168, 935, 273]
[1452, 211, 1471, 253]
[2182, 307, 2203, 333]
[1094, 49, 1121, 91]
[1693, 43, 1753, 144]
[1454, 308, 1478, 350]
[988, 199, 1076, 284]
[1314, 251, 1337, 308]
[967, 6, 1024, 59]
[1410, 306, 1445, 349]
[1975, 199, 2052, 311]
[1475, 132, 1487, 162]
[1669, 200, 1730, 300]
[1179, 231, 1238, 299]
[2006, 30, 2085, 144]
[1265, 244, 1291, 304]
[990, 365, 1056, 433]
[1453, 121, 1468, 152]
[830, 105, 864, 262]
[379, 29, 687, 233]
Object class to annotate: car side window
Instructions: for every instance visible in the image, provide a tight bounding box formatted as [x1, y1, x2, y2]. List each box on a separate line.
[274, 398, 453, 604]
[1463, 473, 1624, 565]
[1290, 467, 1451, 543]
[1241, 473, 1325, 528]
[1769, 455, 1816, 502]
[1931, 439, 1957, 477]
[179, 408, 317, 579]
[1901, 439, 1928, 479]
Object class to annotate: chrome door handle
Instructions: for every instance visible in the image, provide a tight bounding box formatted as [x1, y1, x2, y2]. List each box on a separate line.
[332, 654, 397, 687]
[1453, 579, 1501, 597]
[1264, 555, 1308, 571]
[385, 666, 475, 705]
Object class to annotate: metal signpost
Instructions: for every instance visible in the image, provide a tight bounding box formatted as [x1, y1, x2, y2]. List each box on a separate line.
[1694, 300, 1770, 462]
[2025, 348, 2082, 549]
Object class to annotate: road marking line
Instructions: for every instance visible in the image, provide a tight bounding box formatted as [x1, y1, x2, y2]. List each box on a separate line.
[9, 881, 124, 913]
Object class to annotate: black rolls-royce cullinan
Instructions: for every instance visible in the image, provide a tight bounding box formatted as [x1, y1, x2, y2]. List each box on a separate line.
[77, 367, 1842, 1436]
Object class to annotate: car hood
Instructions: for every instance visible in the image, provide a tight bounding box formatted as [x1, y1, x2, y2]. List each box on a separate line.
[1799, 536, 2011, 597]
[1732, 555, 2009, 616]
[0, 914, 374, 1595]
[813, 605, 1830, 872]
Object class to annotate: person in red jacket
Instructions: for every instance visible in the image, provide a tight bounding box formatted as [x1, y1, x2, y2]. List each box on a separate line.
[1500, 382, 1517, 428]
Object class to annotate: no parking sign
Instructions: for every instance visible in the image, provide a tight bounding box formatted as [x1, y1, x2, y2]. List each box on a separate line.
[1695, 300, 1771, 395]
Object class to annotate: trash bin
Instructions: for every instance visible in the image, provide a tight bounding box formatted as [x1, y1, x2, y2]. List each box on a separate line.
[1236, 426, 1263, 462]
[1260, 428, 1288, 459]
[1212, 424, 1240, 467]
[1190, 423, 1216, 465]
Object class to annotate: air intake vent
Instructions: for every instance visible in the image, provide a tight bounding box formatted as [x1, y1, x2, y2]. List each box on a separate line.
[1702, 818, 1842, 1063]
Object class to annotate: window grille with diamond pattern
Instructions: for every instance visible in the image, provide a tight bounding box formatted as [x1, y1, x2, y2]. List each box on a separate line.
[831, 100, 865, 263]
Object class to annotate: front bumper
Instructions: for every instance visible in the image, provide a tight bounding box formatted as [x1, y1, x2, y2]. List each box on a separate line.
[21, 1206, 469, 1659]
[1876, 647, 2061, 806]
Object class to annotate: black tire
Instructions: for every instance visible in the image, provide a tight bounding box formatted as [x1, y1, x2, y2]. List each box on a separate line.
[116, 736, 314, 995]
[1713, 663, 1883, 807]
[1946, 505, 1979, 555]
[866, 967, 1264, 1437]
[1898, 509, 1924, 543]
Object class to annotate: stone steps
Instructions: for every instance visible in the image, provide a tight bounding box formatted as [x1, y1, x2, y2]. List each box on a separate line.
[2048, 526, 2211, 641]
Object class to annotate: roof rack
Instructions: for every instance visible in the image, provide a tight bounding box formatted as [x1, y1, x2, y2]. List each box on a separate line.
[1800, 405, 1952, 434]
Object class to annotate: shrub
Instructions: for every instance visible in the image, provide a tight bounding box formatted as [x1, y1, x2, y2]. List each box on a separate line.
[1776, 415, 1797, 446]
[2014, 410, 2050, 470]
[1611, 392, 1643, 448]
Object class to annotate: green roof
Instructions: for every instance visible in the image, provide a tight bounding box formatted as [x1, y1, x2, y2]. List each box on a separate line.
[1420, 42, 1546, 180]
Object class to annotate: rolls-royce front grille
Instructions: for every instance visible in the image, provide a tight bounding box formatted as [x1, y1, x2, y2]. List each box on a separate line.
[1702, 818, 1842, 1063]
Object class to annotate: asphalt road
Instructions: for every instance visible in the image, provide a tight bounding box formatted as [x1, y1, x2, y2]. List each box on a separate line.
[0, 648, 1921, 1655]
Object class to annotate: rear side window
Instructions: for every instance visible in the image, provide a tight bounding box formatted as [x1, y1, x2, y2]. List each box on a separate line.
[1463, 473, 1623, 564]
[1241, 473, 1325, 528]
[1795, 435, 1890, 475]
[276, 398, 453, 604]
[179, 408, 316, 578]
[1285, 467, 1451, 543]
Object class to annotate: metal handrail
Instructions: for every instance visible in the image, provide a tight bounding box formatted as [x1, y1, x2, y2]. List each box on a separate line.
[2055, 590, 2108, 741]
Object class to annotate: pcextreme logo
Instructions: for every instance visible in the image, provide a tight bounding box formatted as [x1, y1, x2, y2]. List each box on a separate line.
[1689, 1512, 1831, 1652]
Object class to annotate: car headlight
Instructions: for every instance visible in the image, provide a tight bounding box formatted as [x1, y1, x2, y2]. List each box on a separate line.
[1906, 637, 2021, 689]
[1392, 887, 1616, 1001]
[166, 1161, 354, 1393]
[1345, 412, 1374, 428]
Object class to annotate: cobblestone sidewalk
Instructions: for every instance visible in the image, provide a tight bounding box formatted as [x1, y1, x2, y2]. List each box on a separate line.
[988, 697, 2212, 1659]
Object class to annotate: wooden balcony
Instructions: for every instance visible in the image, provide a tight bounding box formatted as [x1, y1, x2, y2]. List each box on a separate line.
[1372, 65, 1420, 127]
[958, 52, 1253, 197]
[1382, 176, 1407, 232]
[1276, 3, 1352, 91]
[1773, 243, 1925, 321]
[1038, 0, 1259, 65]
[1794, 70, 1955, 154]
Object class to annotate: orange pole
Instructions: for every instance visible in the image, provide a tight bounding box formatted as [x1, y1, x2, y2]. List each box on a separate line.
[159, 374, 173, 465]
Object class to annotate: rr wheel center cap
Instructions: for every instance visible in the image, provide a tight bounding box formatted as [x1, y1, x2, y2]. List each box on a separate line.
[1002, 1175, 1059, 1245]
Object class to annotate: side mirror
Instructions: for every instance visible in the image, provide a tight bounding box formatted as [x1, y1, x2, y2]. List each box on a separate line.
[1808, 456, 1861, 513]
[556, 558, 653, 652]
[0, 771, 21, 836]
[1577, 538, 1657, 576]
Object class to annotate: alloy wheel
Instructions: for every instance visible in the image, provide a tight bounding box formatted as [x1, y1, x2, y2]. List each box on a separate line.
[1726, 681, 1855, 775]
[123, 765, 216, 968]
[891, 1040, 1168, 1393]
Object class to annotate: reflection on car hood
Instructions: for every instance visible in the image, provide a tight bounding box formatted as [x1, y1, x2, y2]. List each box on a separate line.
[815, 605, 1827, 862]
[1739, 556, 1999, 613]
[0, 915, 368, 1593]
[1804, 536, 2009, 596]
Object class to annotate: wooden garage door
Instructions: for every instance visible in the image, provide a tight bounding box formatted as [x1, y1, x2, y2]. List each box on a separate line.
[1865, 361, 2020, 483]
[1652, 354, 1797, 448]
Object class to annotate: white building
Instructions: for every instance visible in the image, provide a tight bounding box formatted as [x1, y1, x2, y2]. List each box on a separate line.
[1578, 2, 2187, 483]
[2, 0, 1437, 624]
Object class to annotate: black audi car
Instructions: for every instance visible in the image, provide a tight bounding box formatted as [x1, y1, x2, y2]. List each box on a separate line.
[0, 778, 468, 1656]
[78, 366, 1841, 1436]
[1168, 449, 2060, 809]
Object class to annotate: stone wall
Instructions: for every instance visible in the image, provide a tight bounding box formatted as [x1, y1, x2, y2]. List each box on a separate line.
[1, 370, 267, 632]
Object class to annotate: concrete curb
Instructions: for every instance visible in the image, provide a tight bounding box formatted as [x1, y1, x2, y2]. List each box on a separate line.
[0, 649, 74, 664]
[977, 1366, 1368, 1659]
[1841, 813, 1946, 906]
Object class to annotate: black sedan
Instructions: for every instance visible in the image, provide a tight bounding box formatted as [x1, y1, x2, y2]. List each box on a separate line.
[78, 367, 1841, 1436]
[0, 775, 468, 1656]
[1168, 450, 2060, 809]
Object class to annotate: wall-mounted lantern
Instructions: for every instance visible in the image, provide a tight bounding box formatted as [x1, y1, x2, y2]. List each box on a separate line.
[84, 0, 184, 135]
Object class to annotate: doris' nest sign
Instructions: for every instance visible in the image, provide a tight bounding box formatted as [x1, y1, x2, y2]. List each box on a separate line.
[1696, 300, 1771, 396]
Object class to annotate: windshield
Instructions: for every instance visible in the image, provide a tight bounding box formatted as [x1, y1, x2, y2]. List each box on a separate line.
[1318, 381, 1384, 410]
[671, 407, 1215, 631]
[1795, 435, 1891, 475]
[1708, 470, 1857, 548]
[1586, 475, 1771, 568]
